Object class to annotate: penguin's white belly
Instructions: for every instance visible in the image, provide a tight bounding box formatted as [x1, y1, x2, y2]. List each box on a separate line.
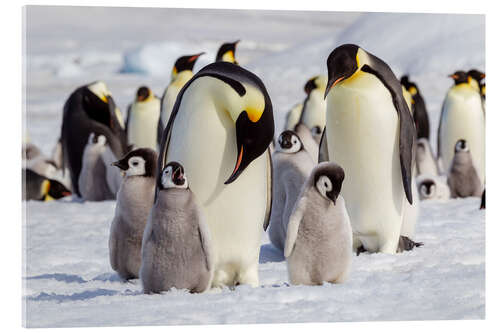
[166, 89, 267, 286]
[327, 73, 404, 253]
[128, 101, 160, 150]
[161, 85, 181, 127]
[285, 103, 303, 130]
[302, 91, 326, 129]
[440, 88, 485, 183]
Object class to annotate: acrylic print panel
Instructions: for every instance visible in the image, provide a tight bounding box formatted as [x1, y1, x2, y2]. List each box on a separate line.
[23, 5, 485, 327]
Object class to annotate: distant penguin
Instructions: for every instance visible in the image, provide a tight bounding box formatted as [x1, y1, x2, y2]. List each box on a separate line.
[416, 174, 450, 201]
[322, 44, 417, 254]
[401, 75, 430, 139]
[158, 53, 204, 141]
[125, 86, 161, 150]
[60, 81, 128, 197]
[437, 71, 485, 185]
[467, 69, 485, 94]
[140, 162, 213, 294]
[285, 162, 352, 285]
[415, 138, 439, 176]
[447, 139, 483, 198]
[268, 131, 315, 252]
[294, 123, 319, 161]
[215, 40, 239, 64]
[284, 102, 304, 131]
[109, 148, 157, 280]
[299, 75, 328, 141]
[23, 169, 71, 201]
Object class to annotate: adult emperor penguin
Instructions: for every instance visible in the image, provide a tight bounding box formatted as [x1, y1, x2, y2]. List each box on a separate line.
[437, 71, 485, 184]
[158, 53, 204, 141]
[125, 86, 161, 150]
[157, 62, 274, 287]
[60, 81, 128, 196]
[299, 75, 328, 142]
[447, 139, 483, 198]
[268, 130, 315, 253]
[285, 162, 352, 285]
[23, 169, 71, 201]
[467, 69, 485, 93]
[215, 40, 239, 64]
[401, 75, 430, 139]
[109, 148, 157, 280]
[321, 44, 417, 254]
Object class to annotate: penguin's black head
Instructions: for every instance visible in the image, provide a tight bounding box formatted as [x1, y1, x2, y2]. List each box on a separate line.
[419, 179, 436, 199]
[304, 76, 319, 95]
[160, 161, 188, 190]
[40, 178, 71, 201]
[400, 75, 419, 96]
[277, 130, 302, 153]
[455, 139, 469, 153]
[112, 148, 158, 178]
[449, 71, 469, 85]
[325, 44, 360, 99]
[313, 162, 345, 204]
[468, 69, 485, 84]
[172, 53, 205, 79]
[136, 86, 151, 102]
[216, 40, 240, 64]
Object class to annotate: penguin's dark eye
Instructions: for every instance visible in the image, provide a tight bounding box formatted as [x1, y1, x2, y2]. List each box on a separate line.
[132, 162, 139, 167]
[324, 181, 328, 188]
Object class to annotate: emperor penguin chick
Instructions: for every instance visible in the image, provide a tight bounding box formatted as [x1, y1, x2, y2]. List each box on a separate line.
[285, 162, 352, 285]
[447, 139, 483, 198]
[108, 148, 158, 280]
[140, 162, 213, 294]
[268, 131, 315, 253]
[416, 174, 450, 201]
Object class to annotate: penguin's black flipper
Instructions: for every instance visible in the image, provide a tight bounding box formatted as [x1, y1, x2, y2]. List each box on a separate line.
[263, 147, 273, 231]
[318, 127, 329, 163]
[398, 236, 423, 252]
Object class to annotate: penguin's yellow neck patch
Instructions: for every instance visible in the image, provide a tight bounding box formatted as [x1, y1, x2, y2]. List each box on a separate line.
[245, 106, 263, 122]
[41, 180, 53, 201]
[409, 86, 418, 96]
[222, 50, 235, 63]
[242, 84, 265, 122]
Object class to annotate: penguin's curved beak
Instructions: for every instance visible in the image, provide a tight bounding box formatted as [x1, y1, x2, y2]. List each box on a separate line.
[448, 74, 459, 79]
[324, 76, 344, 99]
[188, 52, 205, 63]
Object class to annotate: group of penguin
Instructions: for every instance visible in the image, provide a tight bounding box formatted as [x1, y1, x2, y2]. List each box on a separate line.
[22, 40, 485, 293]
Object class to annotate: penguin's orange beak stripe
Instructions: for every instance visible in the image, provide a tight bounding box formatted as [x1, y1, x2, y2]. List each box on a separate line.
[332, 76, 345, 88]
[449, 74, 458, 79]
[228, 146, 244, 180]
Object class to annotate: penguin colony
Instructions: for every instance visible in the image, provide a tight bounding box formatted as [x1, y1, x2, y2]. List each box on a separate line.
[23, 40, 485, 292]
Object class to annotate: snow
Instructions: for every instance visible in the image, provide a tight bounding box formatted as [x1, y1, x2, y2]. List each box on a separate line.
[23, 7, 485, 327]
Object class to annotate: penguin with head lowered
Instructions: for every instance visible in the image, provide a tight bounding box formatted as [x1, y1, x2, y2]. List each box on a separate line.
[140, 162, 213, 294]
[108, 148, 157, 280]
[158, 53, 204, 142]
[401, 75, 430, 139]
[125, 86, 161, 150]
[215, 40, 239, 64]
[157, 62, 274, 287]
[268, 130, 315, 253]
[321, 44, 418, 254]
[60, 81, 128, 197]
[23, 169, 71, 201]
[447, 139, 483, 198]
[299, 75, 328, 143]
[285, 162, 352, 285]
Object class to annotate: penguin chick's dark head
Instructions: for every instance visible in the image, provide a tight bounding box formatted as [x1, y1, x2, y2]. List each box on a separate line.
[172, 53, 205, 79]
[136, 86, 151, 102]
[449, 71, 469, 85]
[455, 139, 469, 153]
[312, 162, 345, 204]
[325, 44, 360, 98]
[277, 130, 303, 153]
[419, 179, 436, 198]
[160, 161, 188, 190]
[216, 40, 240, 64]
[112, 148, 158, 178]
[467, 69, 485, 84]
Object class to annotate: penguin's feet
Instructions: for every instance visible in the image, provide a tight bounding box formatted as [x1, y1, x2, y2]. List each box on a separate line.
[398, 236, 423, 252]
[356, 245, 367, 256]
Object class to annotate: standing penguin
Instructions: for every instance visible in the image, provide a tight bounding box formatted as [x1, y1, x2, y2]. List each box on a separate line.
[157, 62, 274, 287]
[447, 139, 483, 198]
[437, 71, 485, 185]
[268, 130, 315, 253]
[23, 169, 71, 201]
[284, 102, 304, 132]
[125, 86, 161, 150]
[109, 148, 157, 280]
[467, 69, 485, 94]
[140, 162, 213, 294]
[299, 75, 328, 142]
[215, 40, 239, 64]
[415, 138, 439, 176]
[416, 174, 450, 201]
[158, 53, 204, 141]
[321, 44, 417, 254]
[401, 75, 430, 139]
[285, 162, 352, 285]
[60, 81, 128, 196]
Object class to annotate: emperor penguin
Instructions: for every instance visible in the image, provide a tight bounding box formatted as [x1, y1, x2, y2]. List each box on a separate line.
[109, 148, 157, 280]
[416, 174, 450, 201]
[125, 86, 161, 150]
[60, 81, 128, 197]
[447, 139, 483, 198]
[158, 53, 204, 141]
[437, 71, 485, 185]
[268, 130, 315, 253]
[284, 102, 304, 132]
[157, 62, 274, 287]
[23, 169, 71, 201]
[321, 44, 417, 254]
[401, 75, 430, 139]
[140, 162, 213, 294]
[215, 40, 240, 64]
[467, 69, 485, 94]
[415, 138, 439, 176]
[285, 162, 352, 285]
[299, 75, 328, 142]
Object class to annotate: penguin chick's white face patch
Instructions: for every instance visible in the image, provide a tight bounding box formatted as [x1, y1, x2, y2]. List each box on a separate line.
[161, 166, 188, 189]
[316, 175, 333, 200]
[276, 132, 302, 154]
[126, 156, 146, 177]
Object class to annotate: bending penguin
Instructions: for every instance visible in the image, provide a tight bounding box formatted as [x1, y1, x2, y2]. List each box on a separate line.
[215, 40, 239, 64]
[157, 62, 274, 287]
[401, 75, 430, 139]
[447, 139, 483, 198]
[321, 44, 418, 254]
[285, 162, 352, 285]
[109, 148, 157, 280]
[268, 130, 315, 253]
[60, 81, 128, 197]
[23, 169, 71, 201]
[437, 71, 485, 185]
[125, 86, 161, 150]
[140, 162, 213, 294]
[299, 75, 328, 142]
[158, 53, 204, 142]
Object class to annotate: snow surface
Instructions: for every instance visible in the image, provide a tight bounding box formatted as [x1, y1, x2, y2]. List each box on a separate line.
[23, 7, 485, 327]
